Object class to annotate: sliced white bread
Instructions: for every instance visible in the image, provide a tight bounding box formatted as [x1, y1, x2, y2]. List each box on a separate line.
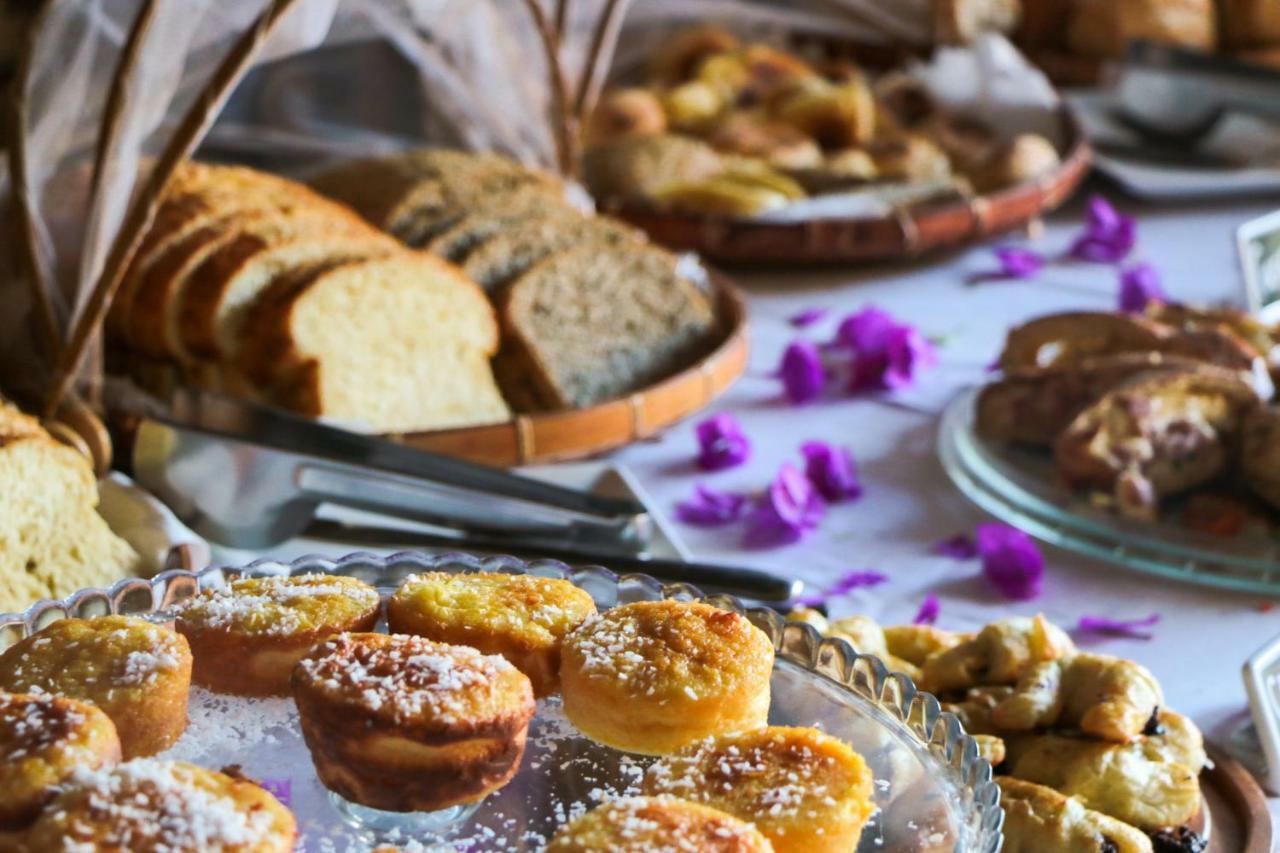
[497, 242, 718, 409]
[0, 405, 140, 614]
[235, 254, 511, 432]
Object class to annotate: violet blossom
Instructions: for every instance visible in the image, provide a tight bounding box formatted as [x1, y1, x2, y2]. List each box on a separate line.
[792, 569, 888, 608]
[1067, 195, 1136, 263]
[800, 441, 863, 503]
[990, 247, 1045, 280]
[838, 307, 938, 392]
[744, 463, 826, 547]
[913, 593, 941, 625]
[789, 307, 830, 328]
[933, 534, 978, 560]
[976, 522, 1045, 601]
[695, 413, 751, 471]
[676, 484, 748, 527]
[1118, 263, 1167, 313]
[779, 340, 826, 404]
[1076, 613, 1160, 640]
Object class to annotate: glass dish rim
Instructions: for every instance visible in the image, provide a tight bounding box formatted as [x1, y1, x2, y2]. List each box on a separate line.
[0, 549, 1004, 851]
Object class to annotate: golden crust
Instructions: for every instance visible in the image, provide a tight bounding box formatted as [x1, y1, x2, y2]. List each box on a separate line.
[998, 777, 1152, 853]
[292, 633, 535, 812]
[0, 616, 192, 759]
[547, 796, 773, 853]
[387, 571, 596, 698]
[644, 726, 876, 853]
[560, 600, 774, 755]
[23, 758, 296, 852]
[0, 692, 121, 830]
[920, 615, 1074, 694]
[175, 574, 381, 697]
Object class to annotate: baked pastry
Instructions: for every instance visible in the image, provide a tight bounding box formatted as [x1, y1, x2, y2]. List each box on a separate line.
[866, 134, 952, 183]
[707, 113, 823, 170]
[968, 133, 1062, 194]
[0, 402, 141, 614]
[1242, 405, 1280, 510]
[581, 133, 724, 203]
[546, 795, 773, 852]
[560, 600, 773, 754]
[498, 241, 717, 410]
[919, 615, 1074, 694]
[0, 615, 192, 758]
[942, 686, 1015, 735]
[999, 777, 1153, 853]
[23, 758, 296, 852]
[977, 354, 1209, 447]
[883, 623, 963, 665]
[771, 80, 877, 149]
[235, 253, 511, 432]
[292, 632, 535, 812]
[1054, 370, 1260, 519]
[461, 213, 637, 293]
[653, 173, 801, 217]
[644, 726, 876, 853]
[998, 312, 1172, 372]
[585, 88, 669, 148]
[386, 571, 596, 697]
[175, 574, 381, 696]
[649, 26, 741, 87]
[991, 652, 1164, 742]
[1066, 0, 1217, 58]
[1003, 709, 1204, 831]
[0, 692, 121, 830]
[974, 734, 1007, 765]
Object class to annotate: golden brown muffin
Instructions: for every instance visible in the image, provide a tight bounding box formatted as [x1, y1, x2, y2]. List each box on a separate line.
[560, 600, 774, 755]
[292, 632, 535, 812]
[0, 692, 121, 830]
[386, 571, 595, 698]
[174, 574, 381, 697]
[23, 758, 296, 852]
[0, 616, 192, 758]
[547, 795, 774, 852]
[644, 726, 876, 853]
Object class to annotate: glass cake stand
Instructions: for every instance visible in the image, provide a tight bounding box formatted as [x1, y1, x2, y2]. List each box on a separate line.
[939, 386, 1280, 595]
[0, 551, 1003, 852]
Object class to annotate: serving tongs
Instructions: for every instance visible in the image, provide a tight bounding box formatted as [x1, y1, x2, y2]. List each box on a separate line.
[116, 387, 799, 602]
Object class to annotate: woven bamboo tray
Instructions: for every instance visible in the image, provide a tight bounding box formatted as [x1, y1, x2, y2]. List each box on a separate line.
[605, 105, 1091, 266]
[390, 270, 748, 466]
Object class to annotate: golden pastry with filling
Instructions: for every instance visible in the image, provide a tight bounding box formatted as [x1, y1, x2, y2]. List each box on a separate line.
[292, 632, 535, 812]
[999, 777, 1152, 853]
[560, 600, 773, 755]
[547, 796, 773, 852]
[23, 758, 296, 852]
[644, 726, 876, 853]
[387, 571, 596, 697]
[175, 574, 381, 696]
[0, 615, 192, 758]
[0, 692, 121, 831]
[991, 652, 1164, 742]
[920, 614, 1074, 693]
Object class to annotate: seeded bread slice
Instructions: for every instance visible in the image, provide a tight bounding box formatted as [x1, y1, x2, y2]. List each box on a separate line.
[462, 214, 638, 293]
[424, 186, 578, 262]
[235, 254, 510, 432]
[497, 242, 717, 409]
[177, 226, 397, 364]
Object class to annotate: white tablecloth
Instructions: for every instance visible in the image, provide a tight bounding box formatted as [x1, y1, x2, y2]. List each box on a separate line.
[605, 191, 1280, 823]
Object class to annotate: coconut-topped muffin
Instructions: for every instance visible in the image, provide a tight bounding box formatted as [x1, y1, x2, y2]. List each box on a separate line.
[291, 632, 535, 812]
[645, 726, 876, 853]
[559, 600, 774, 755]
[23, 758, 296, 852]
[387, 571, 596, 696]
[175, 574, 381, 696]
[0, 692, 121, 830]
[0, 616, 192, 758]
[547, 795, 774, 852]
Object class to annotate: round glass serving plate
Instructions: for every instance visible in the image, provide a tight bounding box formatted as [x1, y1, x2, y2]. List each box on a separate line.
[0, 552, 1002, 852]
[939, 386, 1280, 595]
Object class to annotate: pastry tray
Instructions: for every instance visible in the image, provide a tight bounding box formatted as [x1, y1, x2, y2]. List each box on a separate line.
[0, 552, 1003, 852]
[939, 386, 1280, 595]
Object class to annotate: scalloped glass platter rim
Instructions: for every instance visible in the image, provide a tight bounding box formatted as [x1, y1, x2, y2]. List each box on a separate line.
[939, 385, 1280, 594]
[0, 551, 1002, 852]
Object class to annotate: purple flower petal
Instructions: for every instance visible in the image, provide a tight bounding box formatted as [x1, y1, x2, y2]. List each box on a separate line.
[1118, 263, 1167, 314]
[780, 340, 826, 404]
[1076, 613, 1160, 640]
[257, 778, 292, 806]
[800, 441, 863, 503]
[1067, 195, 1136, 264]
[676, 484, 748, 527]
[695, 413, 751, 471]
[992, 247, 1045, 280]
[837, 307, 900, 354]
[913, 593, 941, 626]
[792, 569, 887, 608]
[790, 307, 830, 328]
[933, 534, 978, 560]
[744, 462, 825, 547]
[881, 326, 938, 391]
[976, 522, 1044, 601]
[838, 306, 938, 393]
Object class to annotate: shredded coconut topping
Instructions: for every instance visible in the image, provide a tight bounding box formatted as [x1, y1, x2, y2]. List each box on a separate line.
[176, 575, 379, 636]
[0, 694, 87, 761]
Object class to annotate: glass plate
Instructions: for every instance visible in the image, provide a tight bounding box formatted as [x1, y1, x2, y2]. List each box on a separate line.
[939, 386, 1280, 594]
[0, 552, 1002, 852]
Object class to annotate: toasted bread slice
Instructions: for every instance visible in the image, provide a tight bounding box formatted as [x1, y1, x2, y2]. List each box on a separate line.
[1054, 369, 1261, 518]
[235, 254, 510, 432]
[497, 242, 717, 409]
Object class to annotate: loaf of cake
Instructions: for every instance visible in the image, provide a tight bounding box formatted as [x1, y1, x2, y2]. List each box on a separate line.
[0, 401, 140, 613]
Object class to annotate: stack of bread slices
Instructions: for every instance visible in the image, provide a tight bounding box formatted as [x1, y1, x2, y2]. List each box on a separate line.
[0, 401, 140, 613]
[110, 151, 719, 431]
